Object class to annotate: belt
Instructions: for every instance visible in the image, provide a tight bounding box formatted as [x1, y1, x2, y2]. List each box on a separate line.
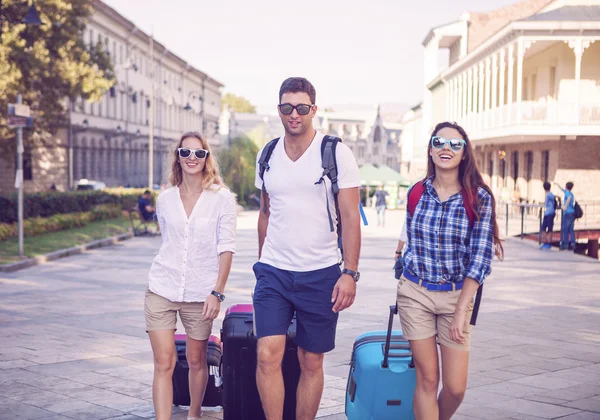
[402, 270, 463, 292]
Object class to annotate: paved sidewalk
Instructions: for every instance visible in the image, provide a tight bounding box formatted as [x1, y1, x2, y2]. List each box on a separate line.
[1, 208, 599, 419]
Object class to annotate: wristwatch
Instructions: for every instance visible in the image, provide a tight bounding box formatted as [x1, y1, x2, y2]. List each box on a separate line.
[211, 290, 225, 302]
[342, 268, 360, 282]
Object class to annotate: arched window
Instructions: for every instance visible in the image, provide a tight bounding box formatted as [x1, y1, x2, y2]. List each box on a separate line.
[374, 126, 382, 143]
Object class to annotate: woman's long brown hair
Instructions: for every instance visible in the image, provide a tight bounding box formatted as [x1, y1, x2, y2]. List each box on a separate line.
[427, 121, 504, 260]
[169, 131, 224, 190]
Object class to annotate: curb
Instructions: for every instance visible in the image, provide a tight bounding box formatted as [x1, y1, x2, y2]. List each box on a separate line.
[0, 231, 134, 273]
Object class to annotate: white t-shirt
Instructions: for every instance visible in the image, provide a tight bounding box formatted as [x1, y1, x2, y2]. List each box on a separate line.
[148, 185, 237, 302]
[255, 131, 361, 272]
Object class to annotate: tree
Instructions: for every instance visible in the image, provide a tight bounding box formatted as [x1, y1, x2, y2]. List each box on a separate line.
[0, 0, 114, 153]
[217, 136, 259, 205]
[221, 92, 256, 114]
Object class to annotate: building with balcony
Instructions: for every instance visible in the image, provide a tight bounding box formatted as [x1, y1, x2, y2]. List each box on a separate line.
[0, 0, 223, 193]
[418, 0, 600, 202]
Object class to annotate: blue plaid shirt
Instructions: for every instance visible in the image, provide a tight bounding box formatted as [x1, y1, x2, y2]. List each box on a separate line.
[403, 178, 494, 285]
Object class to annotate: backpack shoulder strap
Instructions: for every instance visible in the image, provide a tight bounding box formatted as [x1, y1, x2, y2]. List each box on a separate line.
[407, 179, 426, 217]
[321, 135, 341, 194]
[317, 135, 343, 259]
[257, 137, 280, 213]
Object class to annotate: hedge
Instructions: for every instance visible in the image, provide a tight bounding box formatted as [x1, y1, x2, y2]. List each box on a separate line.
[0, 189, 154, 224]
[0, 204, 122, 241]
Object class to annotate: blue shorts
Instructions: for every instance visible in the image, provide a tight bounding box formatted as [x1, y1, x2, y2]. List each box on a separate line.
[541, 214, 554, 232]
[252, 262, 340, 354]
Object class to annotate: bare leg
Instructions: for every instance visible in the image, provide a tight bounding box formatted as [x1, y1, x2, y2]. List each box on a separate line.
[149, 330, 177, 420]
[296, 348, 325, 420]
[186, 337, 208, 419]
[438, 344, 470, 420]
[256, 335, 286, 420]
[409, 337, 440, 420]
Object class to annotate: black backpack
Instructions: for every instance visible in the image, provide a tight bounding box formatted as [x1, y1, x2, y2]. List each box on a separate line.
[574, 201, 584, 219]
[257, 135, 345, 259]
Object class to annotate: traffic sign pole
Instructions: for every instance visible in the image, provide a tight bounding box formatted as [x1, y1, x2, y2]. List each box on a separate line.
[16, 94, 25, 258]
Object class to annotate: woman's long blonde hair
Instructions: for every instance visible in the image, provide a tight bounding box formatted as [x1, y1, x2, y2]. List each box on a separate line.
[169, 131, 224, 190]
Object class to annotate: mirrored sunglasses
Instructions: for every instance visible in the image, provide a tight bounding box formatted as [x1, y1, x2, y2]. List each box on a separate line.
[431, 136, 466, 151]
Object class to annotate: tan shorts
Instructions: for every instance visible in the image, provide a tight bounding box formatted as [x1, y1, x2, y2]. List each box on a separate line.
[396, 276, 474, 351]
[144, 289, 213, 341]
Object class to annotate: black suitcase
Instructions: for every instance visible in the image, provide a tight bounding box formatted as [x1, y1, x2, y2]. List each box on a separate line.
[172, 334, 223, 407]
[221, 303, 300, 420]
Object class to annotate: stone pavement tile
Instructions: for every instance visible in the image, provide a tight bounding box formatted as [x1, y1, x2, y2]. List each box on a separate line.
[23, 356, 142, 377]
[525, 394, 570, 405]
[528, 383, 600, 402]
[509, 372, 586, 390]
[315, 405, 345, 417]
[457, 404, 531, 420]
[504, 364, 554, 376]
[321, 386, 346, 403]
[0, 368, 46, 385]
[471, 381, 547, 397]
[0, 381, 46, 399]
[563, 396, 600, 413]
[15, 375, 93, 393]
[557, 412, 600, 420]
[101, 416, 145, 420]
[482, 369, 529, 381]
[466, 374, 504, 388]
[486, 398, 581, 419]
[462, 388, 514, 406]
[60, 371, 114, 385]
[35, 415, 77, 420]
[0, 359, 41, 369]
[316, 414, 347, 420]
[61, 404, 123, 420]
[325, 378, 349, 390]
[0, 400, 54, 420]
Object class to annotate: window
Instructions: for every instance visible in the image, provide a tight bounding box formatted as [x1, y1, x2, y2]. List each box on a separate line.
[531, 74, 537, 100]
[501, 159, 507, 187]
[488, 152, 494, 178]
[373, 126, 381, 143]
[549, 67, 556, 98]
[373, 146, 379, 156]
[523, 77, 528, 100]
[542, 150, 550, 182]
[358, 146, 365, 159]
[512, 151, 519, 187]
[525, 151, 533, 181]
[15, 150, 33, 181]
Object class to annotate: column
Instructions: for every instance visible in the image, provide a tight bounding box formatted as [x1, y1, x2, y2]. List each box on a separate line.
[485, 57, 491, 129]
[445, 80, 451, 121]
[491, 53, 498, 127]
[499, 48, 506, 126]
[516, 38, 524, 124]
[507, 43, 515, 125]
[457, 75, 463, 121]
[466, 68, 473, 129]
[462, 72, 468, 125]
[567, 39, 592, 124]
[478, 62, 485, 129]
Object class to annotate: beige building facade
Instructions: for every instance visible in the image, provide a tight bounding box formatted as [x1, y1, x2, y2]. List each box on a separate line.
[414, 0, 600, 202]
[0, 0, 223, 193]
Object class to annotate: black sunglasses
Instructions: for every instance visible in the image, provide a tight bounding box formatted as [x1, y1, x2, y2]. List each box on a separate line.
[431, 136, 466, 151]
[177, 148, 209, 159]
[278, 103, 313, 116]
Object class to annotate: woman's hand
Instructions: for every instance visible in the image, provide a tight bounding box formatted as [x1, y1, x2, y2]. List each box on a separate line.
[449, 308, 467, 344]
[202, 294, 221, 321]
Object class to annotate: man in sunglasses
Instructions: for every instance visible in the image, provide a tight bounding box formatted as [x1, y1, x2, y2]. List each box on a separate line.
[253, 77, 361, 420]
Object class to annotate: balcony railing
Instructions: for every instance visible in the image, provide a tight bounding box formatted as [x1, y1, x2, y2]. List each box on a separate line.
[456, 100, 600, 136]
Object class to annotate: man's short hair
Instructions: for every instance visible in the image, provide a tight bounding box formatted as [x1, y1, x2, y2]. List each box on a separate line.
[566, 182, 574, 190]
[543, 182, 551, 191]
[143, 190, 151, 195]
[279, 77, 316, 104]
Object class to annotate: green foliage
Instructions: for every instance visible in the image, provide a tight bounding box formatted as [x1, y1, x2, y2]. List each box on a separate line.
[0, 190, 145, 223]
[217, 136, 259, 205]
[0, 203, 121, 241]
[0, 0, 115, 154]
[221, 92, 256, 114]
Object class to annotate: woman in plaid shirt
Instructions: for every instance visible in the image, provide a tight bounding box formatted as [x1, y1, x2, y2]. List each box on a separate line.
[396, 121, 504, 420]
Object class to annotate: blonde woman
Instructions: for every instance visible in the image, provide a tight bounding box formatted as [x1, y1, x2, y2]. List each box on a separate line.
[144, 132, 237, 420]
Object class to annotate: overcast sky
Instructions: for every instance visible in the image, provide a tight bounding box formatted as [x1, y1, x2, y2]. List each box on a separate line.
[103, 0, 521, 113]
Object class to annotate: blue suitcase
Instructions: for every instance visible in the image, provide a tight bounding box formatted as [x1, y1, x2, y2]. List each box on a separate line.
[345, 305, 416, 420]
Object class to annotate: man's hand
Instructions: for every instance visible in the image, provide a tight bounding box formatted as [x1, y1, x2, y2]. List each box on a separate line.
[202, 294, 221, 321]
[331, 274, 356, 313]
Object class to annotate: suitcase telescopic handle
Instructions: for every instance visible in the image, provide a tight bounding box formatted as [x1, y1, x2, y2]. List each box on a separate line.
[382, 304, 397, 368]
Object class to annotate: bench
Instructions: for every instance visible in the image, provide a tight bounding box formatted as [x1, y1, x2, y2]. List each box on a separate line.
[128, 207, 159, 237]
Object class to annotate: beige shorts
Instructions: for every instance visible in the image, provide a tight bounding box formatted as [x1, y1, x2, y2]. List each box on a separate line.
[396, 276, 474, 351]
[144, 289, 213, 341]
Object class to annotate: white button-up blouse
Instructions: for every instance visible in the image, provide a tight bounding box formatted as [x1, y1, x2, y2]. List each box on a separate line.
[147, 185, 237, 302]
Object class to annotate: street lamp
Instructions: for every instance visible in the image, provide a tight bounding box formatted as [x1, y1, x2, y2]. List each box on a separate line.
[183, 91, 204, 132]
